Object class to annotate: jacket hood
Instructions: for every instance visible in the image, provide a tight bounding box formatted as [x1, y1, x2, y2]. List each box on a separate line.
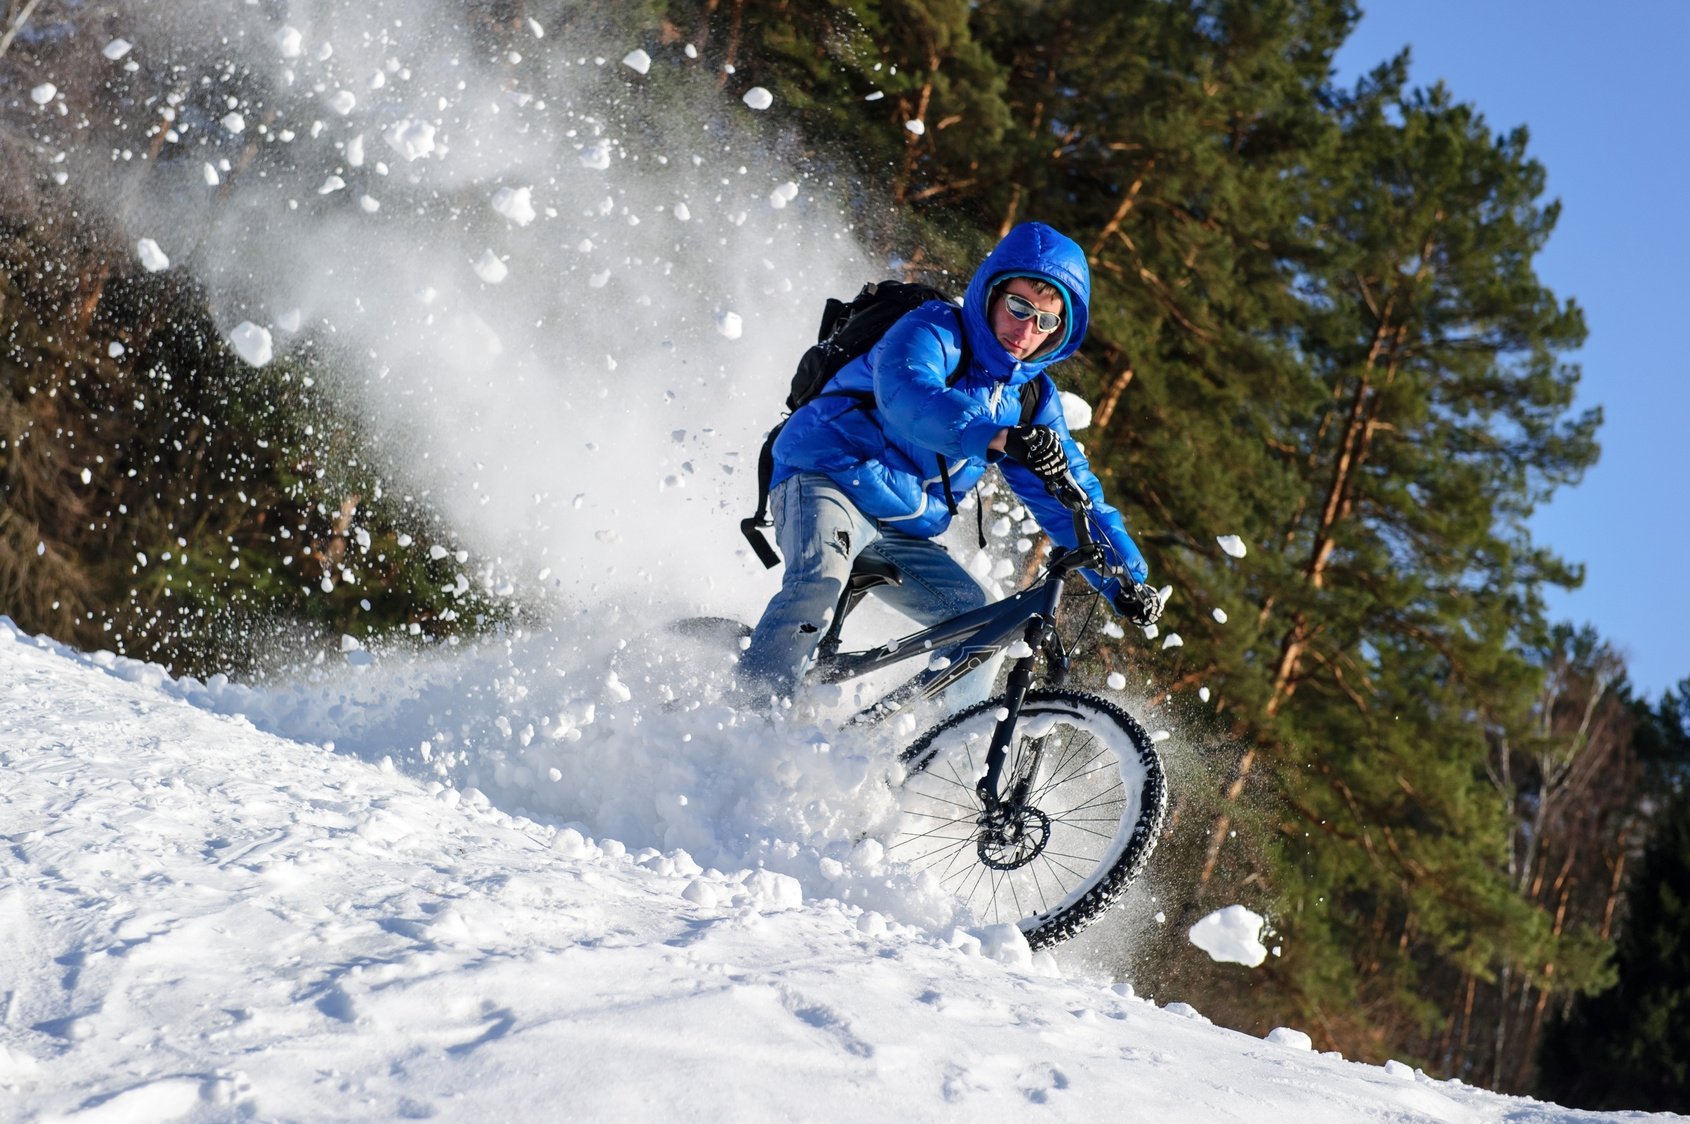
[960, 222, 1092, 381]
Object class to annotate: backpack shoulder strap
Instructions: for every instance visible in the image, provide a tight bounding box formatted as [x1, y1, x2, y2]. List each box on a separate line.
[1018, 375, 1047, 427]
[741, 421, 785, 568]
[928, 305, 985, 518]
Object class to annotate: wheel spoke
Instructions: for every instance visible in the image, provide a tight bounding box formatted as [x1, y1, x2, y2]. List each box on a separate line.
[895, 694, 1163, 948]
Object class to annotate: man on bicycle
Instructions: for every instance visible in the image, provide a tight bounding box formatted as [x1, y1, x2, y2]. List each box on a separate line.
[739, 221, 1162, 708]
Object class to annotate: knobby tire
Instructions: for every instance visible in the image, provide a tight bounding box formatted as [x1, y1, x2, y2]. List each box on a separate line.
[893, 688, 1166, 949]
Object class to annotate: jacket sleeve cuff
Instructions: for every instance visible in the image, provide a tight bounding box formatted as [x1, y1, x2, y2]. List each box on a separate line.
[963, 413, 1007, 457]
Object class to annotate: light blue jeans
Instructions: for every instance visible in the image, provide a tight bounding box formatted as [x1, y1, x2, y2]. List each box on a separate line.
[740, 473, 999, 709]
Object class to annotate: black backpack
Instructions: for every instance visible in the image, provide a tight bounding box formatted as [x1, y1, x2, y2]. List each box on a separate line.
[740, 280, 1041, 568]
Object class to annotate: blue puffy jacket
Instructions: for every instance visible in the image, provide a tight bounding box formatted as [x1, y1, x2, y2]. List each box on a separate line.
[770, 222, 1149, 586]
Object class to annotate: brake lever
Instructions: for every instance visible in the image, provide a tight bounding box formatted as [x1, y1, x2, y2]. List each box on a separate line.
[1045, 472, 1091, 512]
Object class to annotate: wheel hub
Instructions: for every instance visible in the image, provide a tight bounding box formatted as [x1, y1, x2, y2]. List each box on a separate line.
[976, 804, 1052, 870]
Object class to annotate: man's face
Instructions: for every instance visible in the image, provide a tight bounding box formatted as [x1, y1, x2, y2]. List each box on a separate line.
[989, 278, 1064, 360]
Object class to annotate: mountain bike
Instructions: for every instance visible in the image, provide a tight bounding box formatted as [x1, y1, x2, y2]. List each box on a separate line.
[804, 476, 1167, 949]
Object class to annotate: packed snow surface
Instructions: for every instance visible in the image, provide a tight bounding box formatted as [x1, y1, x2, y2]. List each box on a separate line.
[0, 618, 1650, 1122]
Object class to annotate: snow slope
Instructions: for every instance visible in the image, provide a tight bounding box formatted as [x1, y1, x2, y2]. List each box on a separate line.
[2, 620, 1673, 1123]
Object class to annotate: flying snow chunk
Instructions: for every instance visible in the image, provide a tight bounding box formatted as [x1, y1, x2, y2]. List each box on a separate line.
[905, 119, 927, 135]
[673, 202, 691, 221]
[1188, 905, 1268, 967]
[229, 322, 274, 367]
[346, 134, 366, 167]
[276, 309, 303, 332]
[1161, 632, 1183, 650]
[328, 90, 357, 115]
[30, 83, 56, 105]
[622, 49, 651, 75]
[318, 175, 346, 194]
[384, 118, 436, 162]
[107, 341, 125, 358]
[1212, 607, 1229, 623]
[1059, 390, 1093, 430]
[579, 141, 612, 170]
[491, 186, 536, 226]
[473, 250, 508, 284]
[221, 111, 245, 135]
[742, 86, 773, 110]
[102, 39, 133, 61]
[769, 181, 799, 209]
[1106, 671, 1127, 690]
[202, 162, 219, 186]
[1217, 534, 1248, 558]
[136, 238, 170, 272]
[716, 311, 743, 340]
[275, 26, 303, 58]
[527, 18, 545, 38]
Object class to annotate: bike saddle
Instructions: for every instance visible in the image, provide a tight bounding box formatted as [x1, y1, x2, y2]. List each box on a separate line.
[847, 553, 904, 593]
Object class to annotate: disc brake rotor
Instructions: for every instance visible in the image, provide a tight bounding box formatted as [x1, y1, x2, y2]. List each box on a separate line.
[976, 804, 1052, 870]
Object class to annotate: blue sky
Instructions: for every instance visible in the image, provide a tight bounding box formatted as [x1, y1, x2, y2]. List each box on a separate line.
[1332, 2, 1689, 701]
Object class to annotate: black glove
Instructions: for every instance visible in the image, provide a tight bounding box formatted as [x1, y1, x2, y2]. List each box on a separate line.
[1112, 580, 1164, 627]
[1002, 424, 1067, 482]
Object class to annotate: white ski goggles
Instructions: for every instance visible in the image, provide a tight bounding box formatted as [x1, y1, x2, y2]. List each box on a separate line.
[1002, 292, 1063, 334]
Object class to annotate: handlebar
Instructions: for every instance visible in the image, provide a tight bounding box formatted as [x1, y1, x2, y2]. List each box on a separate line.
[1036, 471, 1113, 576]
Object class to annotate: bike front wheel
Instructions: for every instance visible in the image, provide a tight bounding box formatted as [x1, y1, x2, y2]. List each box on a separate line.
[892, 689, 1166, 949]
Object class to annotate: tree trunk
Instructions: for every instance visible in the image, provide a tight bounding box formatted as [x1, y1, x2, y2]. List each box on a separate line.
[895, 52, 941, 207]
[997, 183, 1022, 240]
[0, 0, 45, 60]
[1600, 829, 1630, 941]
[1088, 165, 1152, 260]
[1091, 367, 1135, 431]
[1199, 295, 1413, 884]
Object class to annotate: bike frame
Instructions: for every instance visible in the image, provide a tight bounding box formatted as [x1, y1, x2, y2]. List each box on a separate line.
[814, 483, 1110, 816]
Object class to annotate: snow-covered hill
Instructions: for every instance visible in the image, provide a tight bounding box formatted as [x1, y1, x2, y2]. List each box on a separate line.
[1, 620, 1672, 1123]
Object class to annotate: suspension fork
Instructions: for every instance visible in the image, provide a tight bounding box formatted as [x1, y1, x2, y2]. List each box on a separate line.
[973, 548, 1083, 814]
[976, 617, 1053, 812]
